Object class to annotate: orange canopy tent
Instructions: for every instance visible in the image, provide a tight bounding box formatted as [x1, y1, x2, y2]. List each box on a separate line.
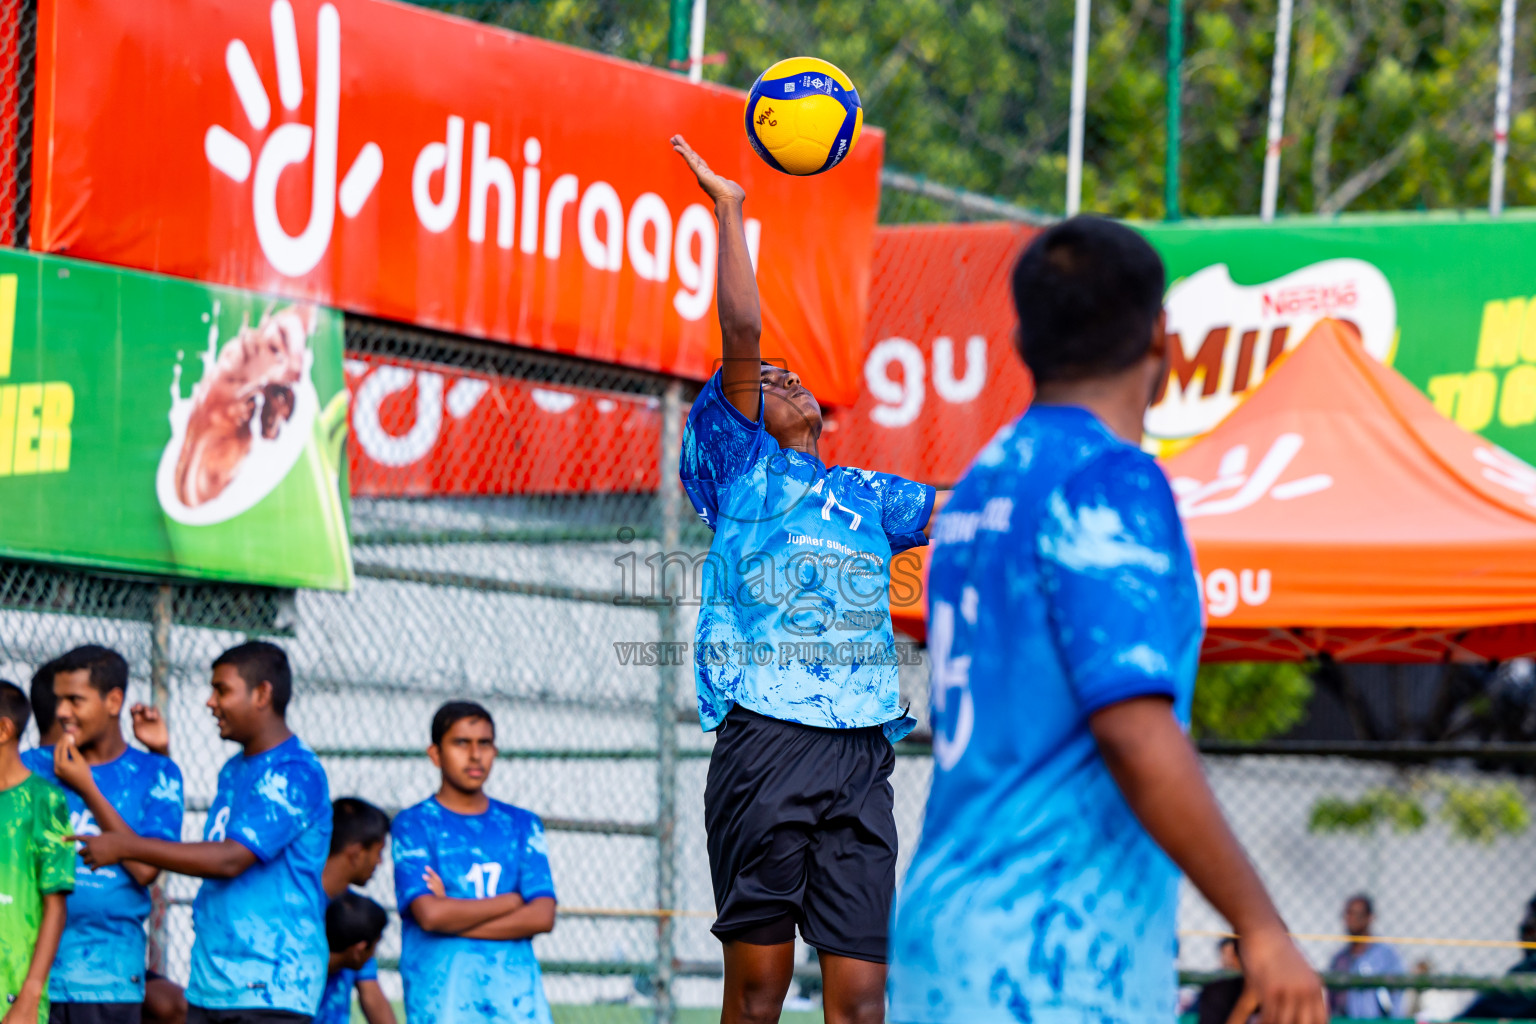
[890, 319, 1536, 662]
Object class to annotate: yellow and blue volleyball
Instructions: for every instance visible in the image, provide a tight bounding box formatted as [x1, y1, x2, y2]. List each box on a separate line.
[744, 57, 863, 176]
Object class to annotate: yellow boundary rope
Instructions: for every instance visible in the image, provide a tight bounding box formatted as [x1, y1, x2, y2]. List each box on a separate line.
[559, 910, 1536, 950]
[1179, 929, 1536, 950]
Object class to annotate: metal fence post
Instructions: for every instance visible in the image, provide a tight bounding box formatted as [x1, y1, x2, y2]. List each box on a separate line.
[147, 582, 173, 971]
[654, 380, 684, 1024]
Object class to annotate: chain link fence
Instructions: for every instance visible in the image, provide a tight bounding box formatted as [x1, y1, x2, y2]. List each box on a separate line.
[0, 0, 37, 249]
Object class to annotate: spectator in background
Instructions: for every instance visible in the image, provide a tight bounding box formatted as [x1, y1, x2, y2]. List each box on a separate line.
[1460, 896, 1536, 1020]
[30, 657, 64, 746]
[1328, 894, 1405, 1018]
[1195, 938, 1247, 1024]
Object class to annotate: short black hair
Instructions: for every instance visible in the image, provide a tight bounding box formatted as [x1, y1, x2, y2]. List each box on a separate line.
[431, 701, 495, 746]
[330, 797, 391, 856]
[1347, 893, 1375, 915]
[325, 891, 387, 952]
[29, 658, 61, 737]
[1011, 215, 1166, 385]
[212, 641, 293, 715]
[54, 645, 130, 699]
[0, 680, 30, 740]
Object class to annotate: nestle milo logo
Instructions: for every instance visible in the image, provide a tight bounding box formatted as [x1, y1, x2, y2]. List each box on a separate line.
[1145, 260, 1397, 448]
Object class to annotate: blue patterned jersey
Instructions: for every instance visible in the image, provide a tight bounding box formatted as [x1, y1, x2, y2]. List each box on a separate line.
[22, 745, 183, 1003]
[681, 369, 935, 740]
[393, 796, 557, 1024]
[888, 405, 1203, 1024]
[188, 735, 332, 1014]
[314, 956, 377, 1024]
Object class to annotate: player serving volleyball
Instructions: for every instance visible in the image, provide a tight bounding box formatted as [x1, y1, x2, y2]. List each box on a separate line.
[671, 132, 938, 1024]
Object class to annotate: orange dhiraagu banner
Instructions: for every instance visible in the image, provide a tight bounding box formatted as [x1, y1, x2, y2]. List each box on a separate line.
[824, 223, 1038, 485]
[29, 0, 882, 404]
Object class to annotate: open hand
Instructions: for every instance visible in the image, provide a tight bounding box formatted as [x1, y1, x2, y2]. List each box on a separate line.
[53, 734, 96, 794]
[1227, 926, 1327, 1024]
[671, 134, 746, 206]
[69, 830, 130, 869]
[424, 866, 446, 898]
[131, 704, 171, 756]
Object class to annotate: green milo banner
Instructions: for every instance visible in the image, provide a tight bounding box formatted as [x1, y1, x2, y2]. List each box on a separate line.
[0, 248, 352, 590]
[1138, 211, 1536, 463]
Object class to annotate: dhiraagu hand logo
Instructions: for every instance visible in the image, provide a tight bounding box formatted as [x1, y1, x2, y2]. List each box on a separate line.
[204, 1, 383, 278]
[1145, 259, 1396, 453]
[0, 274, 75, 478]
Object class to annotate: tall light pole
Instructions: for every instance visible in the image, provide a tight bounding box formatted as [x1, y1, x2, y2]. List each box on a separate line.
[1166, 0, 1185, 220]
[1491, 0, 1518, 215]
[1260, 0, 1295, 221]
[1066, 0, 1092, 215]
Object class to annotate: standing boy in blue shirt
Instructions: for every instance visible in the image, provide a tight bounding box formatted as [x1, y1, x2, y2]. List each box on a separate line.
[887, 217, 1324, 1024]
[314, 893, 388, 1024]
[73, 642, 331, 1024]
[317, 799, 394, 1024]
[23, 645, 184, 1024]
[669, 137, 937, 1024]
[392, 702, 557, 1024]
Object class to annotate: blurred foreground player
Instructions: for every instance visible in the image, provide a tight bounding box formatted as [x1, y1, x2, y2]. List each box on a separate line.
[392, 702, 557, 1024]
[73, 643, 331, 1024]
[0, 680, 73, 1024]
[887, 217, 1325, 1024]
[671, 135, 937, 1024]
[22, 646, 184, 1024]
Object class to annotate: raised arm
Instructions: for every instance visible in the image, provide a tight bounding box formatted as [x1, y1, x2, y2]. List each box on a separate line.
[52, 737, 159, 886]
[1091, 698, 1325, 1024]
[671, 134, 761, 422]
[130, 704, 171, 756]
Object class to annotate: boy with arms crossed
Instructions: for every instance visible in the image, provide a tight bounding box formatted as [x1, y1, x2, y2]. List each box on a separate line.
[670, 135, 937, 1024]
[317, 799, 394, 1024]
[74, 643, 331, 1024]
[0, 680, 73, 1024]
[887, 218, 1323, 1024]
[23, 646, 184, 1024]
[392, 702, 557, 1024]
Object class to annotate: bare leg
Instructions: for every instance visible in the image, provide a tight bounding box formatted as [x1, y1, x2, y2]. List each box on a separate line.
[721, 939, 796, 1024]
[821, 953, 886, 1024]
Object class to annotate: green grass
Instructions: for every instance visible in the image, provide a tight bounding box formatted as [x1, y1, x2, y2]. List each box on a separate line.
[552, 1010, 823, 1023]
[356, 1004, 824, 1023]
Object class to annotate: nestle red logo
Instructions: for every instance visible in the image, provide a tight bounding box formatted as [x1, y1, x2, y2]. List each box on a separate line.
[1261, 282, 1358, 317]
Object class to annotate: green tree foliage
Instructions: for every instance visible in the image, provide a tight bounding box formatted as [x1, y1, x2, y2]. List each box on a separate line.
[1191, 661, 1314, 741]
[414, 0, 1536, 219]
[1310, 778, 1530, 843]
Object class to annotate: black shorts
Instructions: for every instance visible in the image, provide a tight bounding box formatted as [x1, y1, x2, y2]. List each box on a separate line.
[704, 705, 897, 963]
[186, 1008, 309, 1024]
[49, 1005, 141, 1024]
